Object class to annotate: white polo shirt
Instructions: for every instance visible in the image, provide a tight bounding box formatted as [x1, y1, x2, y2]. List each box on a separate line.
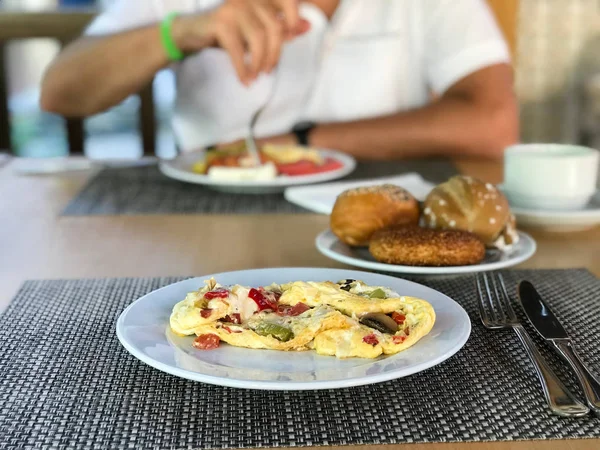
[87, 0, 510, 151]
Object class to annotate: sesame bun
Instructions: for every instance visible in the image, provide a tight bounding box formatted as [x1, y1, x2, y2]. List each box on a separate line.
[369, 226, 485, 267]
[422, 176, 519, 249]
[330, 185, 420, 247]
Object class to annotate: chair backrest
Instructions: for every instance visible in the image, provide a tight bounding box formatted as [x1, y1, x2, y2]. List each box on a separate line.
[0, 10, 156, 155]
[486, 0, 519, 58]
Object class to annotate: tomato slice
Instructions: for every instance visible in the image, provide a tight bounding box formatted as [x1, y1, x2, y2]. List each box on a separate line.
[392, 335, 406, 345]
[278, 302, 310, 316]
[204, 289, 229, 300]
[248, 288, 278, 311]
[391, 312, 406, 325]
[362, 334, 379, 346]
[192, 334, 221, 350]
[222, 313, 242, 324]
[277, 158, 344, 176]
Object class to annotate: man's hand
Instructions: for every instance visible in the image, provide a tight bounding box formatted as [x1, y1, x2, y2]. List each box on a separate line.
[172, 0, 310, 85]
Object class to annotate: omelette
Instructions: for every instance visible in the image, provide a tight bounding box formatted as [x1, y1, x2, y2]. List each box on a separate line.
[170, 278, 435, 359]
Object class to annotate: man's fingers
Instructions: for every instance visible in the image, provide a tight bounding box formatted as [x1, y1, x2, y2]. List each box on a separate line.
[208, 0, 305, 83]
[215, 27, 251, 85]
[273, 0, 300, 32]
[284, 17, 311, 40]
[295, 18, 311, 36]
[252, 4, 284, 72]
[237, 10, 267, 77]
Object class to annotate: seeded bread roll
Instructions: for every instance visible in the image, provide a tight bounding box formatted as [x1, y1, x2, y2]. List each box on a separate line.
[330, 185, 420, 247]
[369, 226, 486, 266]
[422, 176, 519, 249]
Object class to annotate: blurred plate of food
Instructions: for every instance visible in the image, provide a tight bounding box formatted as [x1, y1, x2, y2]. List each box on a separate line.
[315, 176, 537, 275]
[159, 143, 356, 193]
[285, 172, 436, 214]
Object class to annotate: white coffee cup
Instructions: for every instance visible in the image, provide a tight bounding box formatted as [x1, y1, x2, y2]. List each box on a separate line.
[503, 143, 599, 210]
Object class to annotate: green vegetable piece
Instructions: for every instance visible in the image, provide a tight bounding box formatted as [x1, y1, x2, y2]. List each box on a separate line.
[253, 322, 294, 342]
[369, 288, 386, 299]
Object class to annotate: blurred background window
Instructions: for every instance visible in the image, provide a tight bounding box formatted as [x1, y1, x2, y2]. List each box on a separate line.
[5, 0, 177, 159]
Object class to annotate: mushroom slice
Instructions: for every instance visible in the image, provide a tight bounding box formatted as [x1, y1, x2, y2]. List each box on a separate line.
[359, 313, 398, 334]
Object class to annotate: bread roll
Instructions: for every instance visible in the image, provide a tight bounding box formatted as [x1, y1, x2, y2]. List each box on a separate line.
[369, 226, 486, 267]
[331, 185, 420, 247]
[422, 176, 519, 249]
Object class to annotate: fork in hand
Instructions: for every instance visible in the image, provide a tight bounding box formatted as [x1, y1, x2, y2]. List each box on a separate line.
[245, 68, 280, 167]
[476, 272, 589, 417]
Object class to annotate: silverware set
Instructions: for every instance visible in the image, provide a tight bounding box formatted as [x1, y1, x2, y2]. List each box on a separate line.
[476, 272, 600, 417]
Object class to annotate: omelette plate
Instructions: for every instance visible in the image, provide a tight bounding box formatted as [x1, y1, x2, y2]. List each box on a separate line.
[116, 268, 470, 390]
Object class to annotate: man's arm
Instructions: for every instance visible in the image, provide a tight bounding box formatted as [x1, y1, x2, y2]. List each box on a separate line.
[41, 0, 308, 117]
[308, 64, 518, 160]
[41, 28, 169, 117]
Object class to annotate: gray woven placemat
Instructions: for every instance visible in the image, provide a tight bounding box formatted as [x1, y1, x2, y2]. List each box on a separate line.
[1, 269, 599, 450]
[62, 159, 457, 215]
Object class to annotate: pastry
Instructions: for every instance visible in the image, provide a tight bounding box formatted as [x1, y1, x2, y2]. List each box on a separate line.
[170, 277, 435, 359]
[330, 185, 420, 247]
[369, 225, 486, 266]
[422, 176, 519, 249]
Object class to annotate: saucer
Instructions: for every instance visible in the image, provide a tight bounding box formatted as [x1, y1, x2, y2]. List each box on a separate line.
[499, 185, 600, 232]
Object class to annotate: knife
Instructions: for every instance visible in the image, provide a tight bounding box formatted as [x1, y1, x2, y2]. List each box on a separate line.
[518, 280, 600, 415]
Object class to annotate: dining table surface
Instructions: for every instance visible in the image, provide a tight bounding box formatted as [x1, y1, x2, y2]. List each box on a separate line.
[0, 156, 599, 450]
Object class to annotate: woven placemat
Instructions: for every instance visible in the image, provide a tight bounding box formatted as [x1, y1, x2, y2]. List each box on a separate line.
[1, 269, 599, 450]
[62, 159, 457, 215]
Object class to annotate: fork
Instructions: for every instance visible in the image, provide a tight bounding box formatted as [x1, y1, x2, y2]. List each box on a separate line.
[245, 69, 280, 167]
[476, 272, 589, 417]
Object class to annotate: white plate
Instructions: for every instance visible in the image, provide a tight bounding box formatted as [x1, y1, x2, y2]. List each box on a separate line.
[159, 149, 356, 194]
[116, 268, 471, 390]
[316, 230, 537, 275]
[498, 185, 600, 232]
[284, 173, 435, 214]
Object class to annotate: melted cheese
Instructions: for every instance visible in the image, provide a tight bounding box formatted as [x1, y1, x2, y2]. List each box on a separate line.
[226, 286, 258, 321]
[205, 286, 260, 322]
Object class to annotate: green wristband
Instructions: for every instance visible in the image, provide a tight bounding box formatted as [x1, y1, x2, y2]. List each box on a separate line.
[160, 12, 185, 61]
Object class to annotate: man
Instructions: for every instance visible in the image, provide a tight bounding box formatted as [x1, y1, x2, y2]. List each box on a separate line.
[41, 0, 518, 159]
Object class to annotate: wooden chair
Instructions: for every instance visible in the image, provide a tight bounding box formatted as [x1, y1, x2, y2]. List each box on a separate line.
[0, 10, 156, 155]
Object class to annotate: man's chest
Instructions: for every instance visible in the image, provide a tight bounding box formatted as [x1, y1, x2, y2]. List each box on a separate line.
[174, 1, 427, 130]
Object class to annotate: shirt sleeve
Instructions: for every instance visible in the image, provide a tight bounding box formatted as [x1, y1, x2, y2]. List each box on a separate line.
[421, 0, 511, 94]
[85, 0, 199, 36]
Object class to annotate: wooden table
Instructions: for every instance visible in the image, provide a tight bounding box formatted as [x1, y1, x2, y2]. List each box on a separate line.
[0, 158, 598, 450]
